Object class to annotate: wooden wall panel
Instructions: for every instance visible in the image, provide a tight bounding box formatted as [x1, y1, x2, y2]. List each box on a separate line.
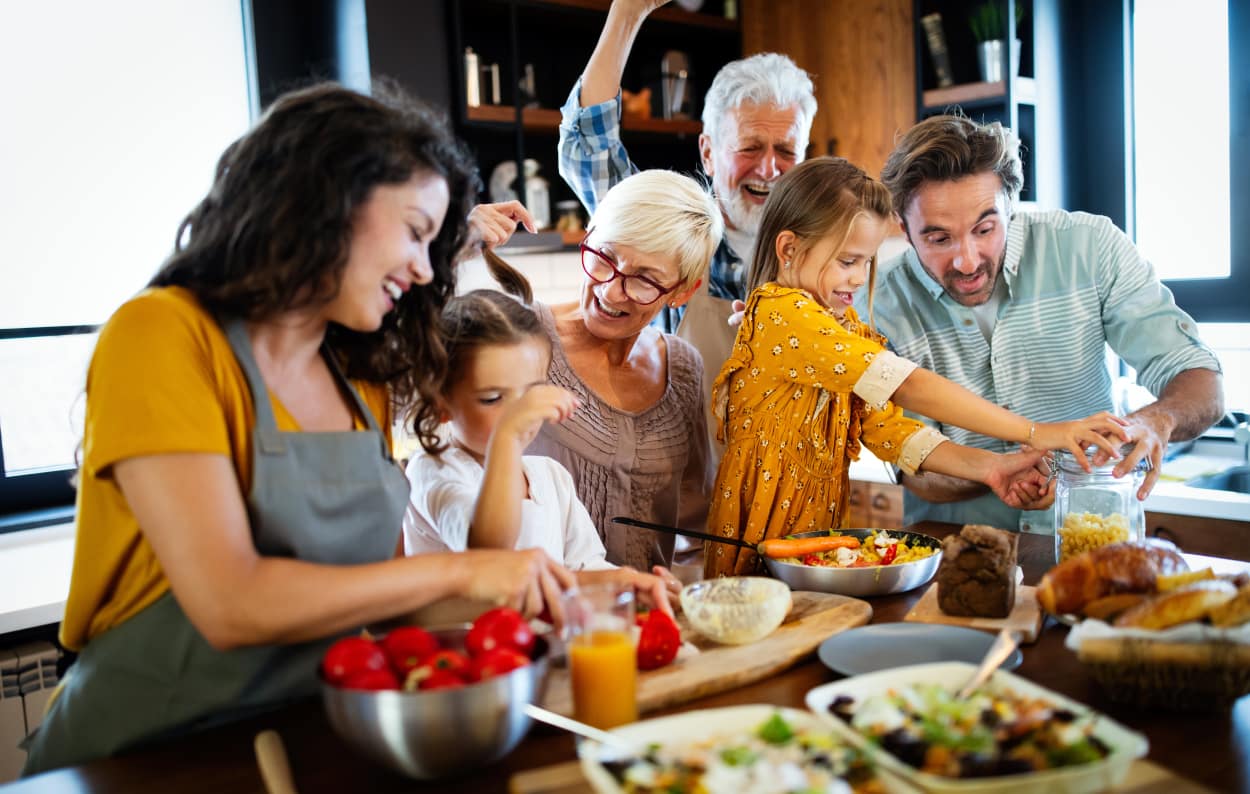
[741, 0, 915, 179]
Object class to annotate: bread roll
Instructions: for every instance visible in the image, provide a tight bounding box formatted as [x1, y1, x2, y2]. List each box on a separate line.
[1208, 581, 1250, 628]
[1113, 580, 1237, 629]
[1036, 539, 1188, 616]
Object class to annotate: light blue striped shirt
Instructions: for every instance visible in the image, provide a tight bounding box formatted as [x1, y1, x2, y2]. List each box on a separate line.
[856, 210, 1221, 532]
[557, 79, 744, 332]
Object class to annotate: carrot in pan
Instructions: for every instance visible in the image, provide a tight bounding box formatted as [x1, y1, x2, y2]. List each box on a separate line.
[757, 535, 860, 559]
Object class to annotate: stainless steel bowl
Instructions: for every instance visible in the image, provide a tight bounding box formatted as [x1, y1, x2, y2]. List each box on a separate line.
[320, 624, 549, 780]
[763, 529, 942, 597]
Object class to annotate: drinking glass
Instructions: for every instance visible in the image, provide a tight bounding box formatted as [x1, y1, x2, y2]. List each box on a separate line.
[563, 583, 637, 729]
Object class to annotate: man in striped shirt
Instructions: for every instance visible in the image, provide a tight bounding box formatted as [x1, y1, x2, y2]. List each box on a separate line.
[858, 115, 1224, 533]
[557, 0, 816, 403]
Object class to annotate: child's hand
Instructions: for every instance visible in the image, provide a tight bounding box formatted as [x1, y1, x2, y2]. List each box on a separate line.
[495, 385, 580, 449]
[983, 448, 1048, 507]
[1030, 412, 1131, 471]
[576, 566, 677, 615]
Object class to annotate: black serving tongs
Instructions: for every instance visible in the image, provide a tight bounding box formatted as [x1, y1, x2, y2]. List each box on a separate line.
[611, 516, 756, 550]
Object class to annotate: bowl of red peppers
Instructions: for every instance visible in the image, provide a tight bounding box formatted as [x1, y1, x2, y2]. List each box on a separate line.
[319, 608, 548, 779]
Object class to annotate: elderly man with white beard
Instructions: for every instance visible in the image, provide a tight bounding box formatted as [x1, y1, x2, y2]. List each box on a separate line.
[557, 0, 816, 416]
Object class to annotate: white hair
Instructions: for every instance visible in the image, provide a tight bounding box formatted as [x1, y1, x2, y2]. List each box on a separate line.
[588, 170, 724, 285]
[701, 52, 816, 146]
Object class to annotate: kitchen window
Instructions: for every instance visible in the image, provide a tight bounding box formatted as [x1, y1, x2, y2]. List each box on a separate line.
[1131, 0, 1248, 322]
[0, 0, 255, 528]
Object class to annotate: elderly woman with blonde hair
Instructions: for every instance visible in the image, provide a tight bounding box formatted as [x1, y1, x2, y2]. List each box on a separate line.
[526, 170, 722, 571]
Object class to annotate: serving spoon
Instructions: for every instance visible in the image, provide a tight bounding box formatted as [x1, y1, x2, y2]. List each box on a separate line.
[956, 628, 1021, 699]
[524, 704, 638, 760]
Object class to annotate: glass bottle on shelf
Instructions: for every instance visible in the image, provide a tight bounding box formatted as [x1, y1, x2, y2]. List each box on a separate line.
[1052, 447, 1148, 564]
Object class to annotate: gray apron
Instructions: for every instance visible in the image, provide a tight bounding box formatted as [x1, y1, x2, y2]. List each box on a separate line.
[23, 317, 409, 775]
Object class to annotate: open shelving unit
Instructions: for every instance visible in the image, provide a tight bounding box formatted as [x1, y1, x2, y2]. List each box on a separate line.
[448, 0, 739, 222]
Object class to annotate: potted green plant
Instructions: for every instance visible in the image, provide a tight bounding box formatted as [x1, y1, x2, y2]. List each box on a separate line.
[969, 1, 1024, 82]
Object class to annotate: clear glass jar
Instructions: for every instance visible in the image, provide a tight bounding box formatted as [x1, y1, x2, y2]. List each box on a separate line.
[1052, 448, 1148, 563]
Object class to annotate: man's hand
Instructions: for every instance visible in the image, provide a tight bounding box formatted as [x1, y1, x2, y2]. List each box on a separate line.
[1101, 412, 1172, 500]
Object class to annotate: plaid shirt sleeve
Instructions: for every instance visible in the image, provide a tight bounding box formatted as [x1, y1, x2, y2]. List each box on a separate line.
[557, 78, 638, 216]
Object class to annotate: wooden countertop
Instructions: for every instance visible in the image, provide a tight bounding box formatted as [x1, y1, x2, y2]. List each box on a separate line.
[6, 523, 1247, 793]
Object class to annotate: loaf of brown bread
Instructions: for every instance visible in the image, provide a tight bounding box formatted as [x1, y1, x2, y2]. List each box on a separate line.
[937, 524, 1018, 618]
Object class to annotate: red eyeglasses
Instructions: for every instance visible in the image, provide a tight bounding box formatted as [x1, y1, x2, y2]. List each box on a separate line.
[579, 240, 680, 305]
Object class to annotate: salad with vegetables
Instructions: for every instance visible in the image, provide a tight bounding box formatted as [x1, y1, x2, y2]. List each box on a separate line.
[827, 682, 1112, 778]
[774, 531, 936, 569]
[603, 712, 884, 794]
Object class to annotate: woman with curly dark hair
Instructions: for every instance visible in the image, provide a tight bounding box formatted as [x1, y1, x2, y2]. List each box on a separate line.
[23, 82, 574, 775]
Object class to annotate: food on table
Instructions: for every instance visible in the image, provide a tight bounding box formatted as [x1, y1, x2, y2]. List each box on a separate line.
[680, 577, 791, 645]
[827, 682, 1112, 778]
[774, 530, 935, 569]
[937, 524, 1018, 618]
[380, 625, 440, 675]
[758, 534, 861, 559]
[466, 606, 536, 656]
[1036, 538, 1188, 617]
[1208, 580, 1250, 627]
[635, 609, 681, 670]
[320, 607, 534, 692]
[1113, 579, 1238, 629]
[1078, 592, 1146, 621]
[322, 636, 389, 685]
[1156, 568, 1216, 591]
[603, 711, 884, 794]
[1056, 511, 1130, 562]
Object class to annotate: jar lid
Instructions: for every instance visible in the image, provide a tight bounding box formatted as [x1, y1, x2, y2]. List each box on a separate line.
[1051, 444, 1152, 476]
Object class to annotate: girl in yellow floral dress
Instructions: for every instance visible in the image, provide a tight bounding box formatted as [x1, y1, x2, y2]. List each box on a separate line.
[705, 158, 1129, 577]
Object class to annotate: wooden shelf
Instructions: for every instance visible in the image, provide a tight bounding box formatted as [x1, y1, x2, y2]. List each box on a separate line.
[922, 76, 1036, 110]
[466, 104, 562, 130]
[466, 104, 702, 136]
[531, 0, 739, 31]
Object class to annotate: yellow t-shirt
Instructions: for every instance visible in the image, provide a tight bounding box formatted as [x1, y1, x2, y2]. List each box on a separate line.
[60, 286, 393, 651]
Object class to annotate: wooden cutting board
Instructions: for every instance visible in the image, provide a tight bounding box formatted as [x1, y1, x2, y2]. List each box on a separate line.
[903, 581, 1044, 643]
[539, 591, 871, 716]
[508, 758, 1216, 794]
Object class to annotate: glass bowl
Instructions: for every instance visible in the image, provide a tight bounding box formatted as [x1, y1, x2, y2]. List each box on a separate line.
[679, 576, 792, 645]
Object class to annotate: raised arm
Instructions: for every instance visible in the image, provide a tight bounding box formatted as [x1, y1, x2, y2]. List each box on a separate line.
[579, 0, 668, 106]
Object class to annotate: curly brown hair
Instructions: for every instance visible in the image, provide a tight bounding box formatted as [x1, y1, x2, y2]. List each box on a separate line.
[149, 81, 480, 452]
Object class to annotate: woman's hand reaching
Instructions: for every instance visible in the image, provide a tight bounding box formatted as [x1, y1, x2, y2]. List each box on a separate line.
[460, 548, 576, 624]
[463, 200, 536, 258]
[1030, 412, 1132, 471]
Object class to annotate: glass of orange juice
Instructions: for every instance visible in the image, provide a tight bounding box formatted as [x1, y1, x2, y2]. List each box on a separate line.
[564, 583, 637, 729]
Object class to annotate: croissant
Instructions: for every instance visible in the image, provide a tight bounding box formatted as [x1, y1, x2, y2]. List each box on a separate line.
[1036, 539, 1189, 616]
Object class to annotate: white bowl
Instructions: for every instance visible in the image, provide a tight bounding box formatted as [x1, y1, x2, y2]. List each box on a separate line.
[577, 704, 904, 794]
[804, 661, 1148, 794]
[680, 576, 792, 645]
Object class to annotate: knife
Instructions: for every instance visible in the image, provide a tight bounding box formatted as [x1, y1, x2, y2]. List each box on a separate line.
[611, 516, 756, 550]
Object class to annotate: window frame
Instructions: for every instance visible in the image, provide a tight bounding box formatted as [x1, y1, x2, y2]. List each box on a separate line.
[1140, 0, 1248, 322]
[0, 0, 259, 531]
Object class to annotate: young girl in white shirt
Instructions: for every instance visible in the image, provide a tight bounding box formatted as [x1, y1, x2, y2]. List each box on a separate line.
[404, 254, 680, 601]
